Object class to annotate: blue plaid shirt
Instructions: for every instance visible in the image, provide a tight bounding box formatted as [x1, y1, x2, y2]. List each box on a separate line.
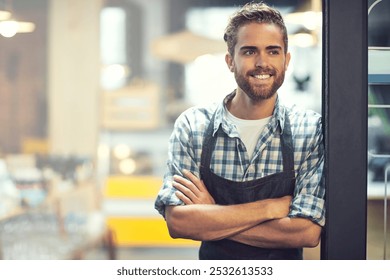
[155, 93, 325, 226]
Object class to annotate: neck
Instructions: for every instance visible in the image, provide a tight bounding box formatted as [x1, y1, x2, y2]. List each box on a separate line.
[227, 89, 277, 120]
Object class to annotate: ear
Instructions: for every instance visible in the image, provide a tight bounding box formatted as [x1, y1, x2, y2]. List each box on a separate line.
[225, 52, 235, 72]
[284, 52, 291, 71]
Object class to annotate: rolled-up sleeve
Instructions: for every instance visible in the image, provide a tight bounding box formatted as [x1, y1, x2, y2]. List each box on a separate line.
[289, 116, 325, 226]
[154, 110, 201, 218]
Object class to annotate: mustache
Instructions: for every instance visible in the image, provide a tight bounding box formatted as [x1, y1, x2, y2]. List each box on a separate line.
[248, 67, 276, 76]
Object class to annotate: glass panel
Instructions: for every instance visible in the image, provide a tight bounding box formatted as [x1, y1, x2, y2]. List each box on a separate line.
[367, 0, 390, 260]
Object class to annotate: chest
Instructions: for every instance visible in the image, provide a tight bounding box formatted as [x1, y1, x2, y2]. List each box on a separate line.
[199, 130, 285, 182]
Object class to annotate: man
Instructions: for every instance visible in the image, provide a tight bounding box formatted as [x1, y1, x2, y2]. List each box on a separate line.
[155, 1, 325, 260]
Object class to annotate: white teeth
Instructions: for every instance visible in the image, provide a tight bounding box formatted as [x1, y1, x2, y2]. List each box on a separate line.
[254, 74, 271, 79]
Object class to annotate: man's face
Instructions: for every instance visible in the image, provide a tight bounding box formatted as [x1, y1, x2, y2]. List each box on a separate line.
[226, 22, 291, 102]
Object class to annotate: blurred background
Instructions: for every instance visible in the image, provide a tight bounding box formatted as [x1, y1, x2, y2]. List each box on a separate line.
[0, 0, 389, 260]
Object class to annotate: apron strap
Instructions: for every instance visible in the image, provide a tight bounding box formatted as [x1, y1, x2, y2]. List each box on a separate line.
[200, 112, 217, 180]
[200, 109, 294, 177]
[280, 114, 295, 172]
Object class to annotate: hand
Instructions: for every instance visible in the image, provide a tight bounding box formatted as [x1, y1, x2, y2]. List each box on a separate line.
[173, 169, 215, 205]
[266, 195, 292, 219]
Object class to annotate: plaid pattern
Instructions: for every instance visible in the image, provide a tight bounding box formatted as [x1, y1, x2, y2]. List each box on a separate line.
[155, 93, 325, 226]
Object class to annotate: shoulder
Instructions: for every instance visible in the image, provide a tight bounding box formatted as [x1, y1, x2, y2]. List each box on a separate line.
[280, 103, 323, 152]
[283, 103, 322, 133]
[280, 104, 324, 166]
[173, 102, 219, 133]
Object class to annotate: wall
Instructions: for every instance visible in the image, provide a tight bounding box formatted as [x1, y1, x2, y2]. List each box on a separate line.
[48, 0, 102, 157]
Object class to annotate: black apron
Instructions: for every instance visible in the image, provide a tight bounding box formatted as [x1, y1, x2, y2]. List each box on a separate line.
[198, 111, 302, 260]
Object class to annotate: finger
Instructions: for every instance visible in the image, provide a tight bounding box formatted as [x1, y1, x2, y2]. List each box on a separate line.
[182, 169, 198, 182]
[183, 171, 208, 193]
[173, 175, 201, 196]
[182, 170, 204, 191]
[198, 179, 208, 192]
[173, 181, 197, 201]
[175, 191, 193, 205]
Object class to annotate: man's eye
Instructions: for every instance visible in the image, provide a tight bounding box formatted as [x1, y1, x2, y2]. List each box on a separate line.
[243, 50, 255, 55]
[269, 50, 280, 55]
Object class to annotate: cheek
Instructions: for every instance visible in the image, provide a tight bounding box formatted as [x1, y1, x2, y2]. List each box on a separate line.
[275, 62, 288, 73]
[232, 60, 248, 74]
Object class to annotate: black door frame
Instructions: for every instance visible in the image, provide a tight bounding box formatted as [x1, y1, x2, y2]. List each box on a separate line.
[321, 0, 368, 259]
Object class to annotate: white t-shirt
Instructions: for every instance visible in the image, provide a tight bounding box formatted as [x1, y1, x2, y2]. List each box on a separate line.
[226, 110, 272, 159]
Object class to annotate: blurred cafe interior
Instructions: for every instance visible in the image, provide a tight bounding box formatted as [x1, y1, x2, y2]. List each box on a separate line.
[0, 0, 389, 260]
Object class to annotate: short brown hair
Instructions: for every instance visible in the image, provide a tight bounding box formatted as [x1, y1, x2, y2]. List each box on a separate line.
[224, 1, 288, 56]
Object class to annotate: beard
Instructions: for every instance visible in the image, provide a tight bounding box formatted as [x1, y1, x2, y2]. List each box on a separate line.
[234, 67, 285, 102]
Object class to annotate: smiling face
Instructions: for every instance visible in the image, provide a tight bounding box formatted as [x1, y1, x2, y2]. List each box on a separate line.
[226, 22, 291, 103]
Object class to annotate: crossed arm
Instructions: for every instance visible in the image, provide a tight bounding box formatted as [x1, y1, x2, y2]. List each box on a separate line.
[165, 170, 322, 249]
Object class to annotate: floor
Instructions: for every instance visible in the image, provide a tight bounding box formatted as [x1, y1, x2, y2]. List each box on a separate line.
[367, 199, 390, 260]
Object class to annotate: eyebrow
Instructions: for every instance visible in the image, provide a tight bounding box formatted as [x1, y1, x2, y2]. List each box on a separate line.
[239, 45, 283, 52]
[266, 45, 283, 51]
[239, 46, 257, 52]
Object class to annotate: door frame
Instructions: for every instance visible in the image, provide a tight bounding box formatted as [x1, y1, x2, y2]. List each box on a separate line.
[321, 0, 368, 259]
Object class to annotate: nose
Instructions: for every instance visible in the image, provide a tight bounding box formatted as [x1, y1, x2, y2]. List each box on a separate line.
[255, 52, 268, 68]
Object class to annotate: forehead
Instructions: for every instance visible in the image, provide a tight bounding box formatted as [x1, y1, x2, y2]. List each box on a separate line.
[235, 22, 285, 50]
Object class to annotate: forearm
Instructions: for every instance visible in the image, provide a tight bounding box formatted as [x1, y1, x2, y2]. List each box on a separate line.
[229, 217, 322, 248]
[165, 196, 290, 241]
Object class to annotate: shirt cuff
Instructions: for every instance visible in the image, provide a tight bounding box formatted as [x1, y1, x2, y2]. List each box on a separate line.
[289, 194, 325, 226]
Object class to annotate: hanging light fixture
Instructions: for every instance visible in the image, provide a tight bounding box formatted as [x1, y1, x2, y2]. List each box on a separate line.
[0, 9, 11, 20]
[0, 19, 35, 37]
[0, 0, 36, 38]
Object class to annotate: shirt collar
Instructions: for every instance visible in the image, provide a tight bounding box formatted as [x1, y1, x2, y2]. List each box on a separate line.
[212, 91, 287, 136]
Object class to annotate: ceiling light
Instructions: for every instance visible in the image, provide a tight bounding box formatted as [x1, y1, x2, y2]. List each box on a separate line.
[0, 19, 35, 37]
[0, 0, 36, 38]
